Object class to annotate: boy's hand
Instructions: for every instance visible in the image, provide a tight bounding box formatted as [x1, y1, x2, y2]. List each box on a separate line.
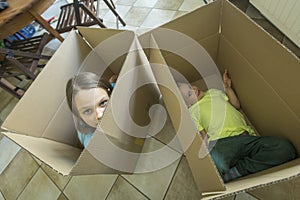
[223, 69, 231, 89]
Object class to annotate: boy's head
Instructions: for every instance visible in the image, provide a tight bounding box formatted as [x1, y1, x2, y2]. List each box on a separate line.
[177, 82, 204, 107]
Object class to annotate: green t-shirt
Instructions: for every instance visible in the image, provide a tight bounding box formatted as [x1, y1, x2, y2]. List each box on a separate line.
[189, 89, 255, 141]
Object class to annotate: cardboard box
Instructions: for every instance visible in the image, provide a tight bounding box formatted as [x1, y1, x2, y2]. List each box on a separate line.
[1, 0, 300, 199]
[0, 28, 162, 175]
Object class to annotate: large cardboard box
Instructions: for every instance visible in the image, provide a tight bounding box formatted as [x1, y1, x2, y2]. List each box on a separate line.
[1, 0, 300, 199]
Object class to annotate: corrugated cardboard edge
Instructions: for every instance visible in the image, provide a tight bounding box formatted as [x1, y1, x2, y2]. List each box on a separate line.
[202, 159, 300, 199]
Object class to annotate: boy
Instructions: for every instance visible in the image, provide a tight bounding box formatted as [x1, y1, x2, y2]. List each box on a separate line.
[177, 69, 297, 182]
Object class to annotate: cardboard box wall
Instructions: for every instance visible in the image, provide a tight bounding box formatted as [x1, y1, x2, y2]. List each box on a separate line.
[1, 0, 300, 199]
[145, 0, 300, 198]
[0, 28, 165, 175]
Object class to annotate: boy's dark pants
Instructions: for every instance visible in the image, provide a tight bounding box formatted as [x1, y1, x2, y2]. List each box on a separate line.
[209, 135, 297, 176]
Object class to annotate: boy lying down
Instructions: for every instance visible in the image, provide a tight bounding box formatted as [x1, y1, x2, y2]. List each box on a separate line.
[177, 69, 297, 182]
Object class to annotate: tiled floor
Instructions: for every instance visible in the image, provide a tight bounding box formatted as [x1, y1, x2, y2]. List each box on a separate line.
[0, 0, 299, 199]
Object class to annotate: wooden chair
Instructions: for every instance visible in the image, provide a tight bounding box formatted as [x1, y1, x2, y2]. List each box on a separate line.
[56, 0, 107, 34]
[101, 0, 126, 28]
[0, 33, 52, 98]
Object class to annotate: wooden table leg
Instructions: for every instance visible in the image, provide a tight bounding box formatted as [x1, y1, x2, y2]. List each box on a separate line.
[28, 10, 64, 42]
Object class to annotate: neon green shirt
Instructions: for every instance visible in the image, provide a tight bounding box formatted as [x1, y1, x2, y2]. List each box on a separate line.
[189, 89, 255, 141]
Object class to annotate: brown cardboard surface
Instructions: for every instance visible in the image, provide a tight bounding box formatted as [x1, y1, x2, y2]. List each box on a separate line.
[2, 132, 81, 175]
[78, 27, 135, 75]
[1, 0, 300, 198]
[218, 35, 300, 152]
[1, 31, 90, 140]
[220, 1, 300, 118]
[70, 147, 124, 175]
[148, 36, 225, 193]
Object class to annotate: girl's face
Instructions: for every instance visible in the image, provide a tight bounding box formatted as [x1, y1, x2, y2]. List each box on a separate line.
[74, 87, 109, 128]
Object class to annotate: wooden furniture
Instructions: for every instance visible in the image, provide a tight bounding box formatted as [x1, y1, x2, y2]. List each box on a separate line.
[102, 0, 126, 27]
[0, 33, 52, 98]
[56, 0, 106, 34]
[0, 0, 64, 42]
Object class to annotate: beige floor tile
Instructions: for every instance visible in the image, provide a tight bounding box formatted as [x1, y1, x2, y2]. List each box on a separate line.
[178, 0, 206, 12]
[116, 0, 137, 6]
[0, 192, 4, 200]
[123, 7, 151, 26]
[122, 138, 181, 200]
[105, 21, 126, 29]
[173, 11, 189, 20]
[219, 196, 236, 200]
[106, 176, 148, 200]
[134, 137, 181, 172]
[98, 7, 110, 20]
[152, 115, 182, 154]
[31, 155, 43, 166]
[57, 193, 68, 200]
[41, 163, 71, 191]
[235, 192, 258, 200]
[18, 168, 61, 200]
[0, 91, 14, 113]
[154, 0, 184, 10]
[119, 24, 140, 32]
[133, 0, 158, 8]
[0, 149, 39, 200]
[103, 5, 131, 23]
[63, 174, 117, 200]
[249, 176, 300, 200]
[164, 156, 201, 200]
[141, 9, 176, 28]
[0, 98, 19, 122]
[97, 0, 110, 18]
[0, 136, 21, 174]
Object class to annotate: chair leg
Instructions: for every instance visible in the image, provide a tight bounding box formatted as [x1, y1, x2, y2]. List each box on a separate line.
[0, 78, 24, 99]
[5, 56, 36, 80]
[80, 4, 106, 28]
[102, 0, 126, 26]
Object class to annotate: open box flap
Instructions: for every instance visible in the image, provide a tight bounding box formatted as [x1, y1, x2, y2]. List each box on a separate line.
[1, 31, 90, 145]
[2, 132, 81, 175]
[100, 35, 160, 139]
[140, 28, 223, 87]
[147, 35, 225, 193]
[78, 27, 135, 75]
[78, 36, 161, 173]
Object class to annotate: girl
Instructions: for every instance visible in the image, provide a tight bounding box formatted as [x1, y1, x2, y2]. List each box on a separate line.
[66, 72, 115, 147]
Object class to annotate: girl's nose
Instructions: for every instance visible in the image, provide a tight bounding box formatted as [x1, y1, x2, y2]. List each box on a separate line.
[95, 107, 106, 120]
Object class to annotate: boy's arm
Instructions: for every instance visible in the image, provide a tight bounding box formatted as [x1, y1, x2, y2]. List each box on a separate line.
[223, 69, 241, 109]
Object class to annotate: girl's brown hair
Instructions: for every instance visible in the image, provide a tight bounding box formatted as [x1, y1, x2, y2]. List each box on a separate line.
[66, 72, 113, 118]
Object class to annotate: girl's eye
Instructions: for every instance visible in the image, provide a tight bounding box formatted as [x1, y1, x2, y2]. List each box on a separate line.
[83, 109, 92, 115]
[99, 100, 108, 107]
[188, 91, 193, 97]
